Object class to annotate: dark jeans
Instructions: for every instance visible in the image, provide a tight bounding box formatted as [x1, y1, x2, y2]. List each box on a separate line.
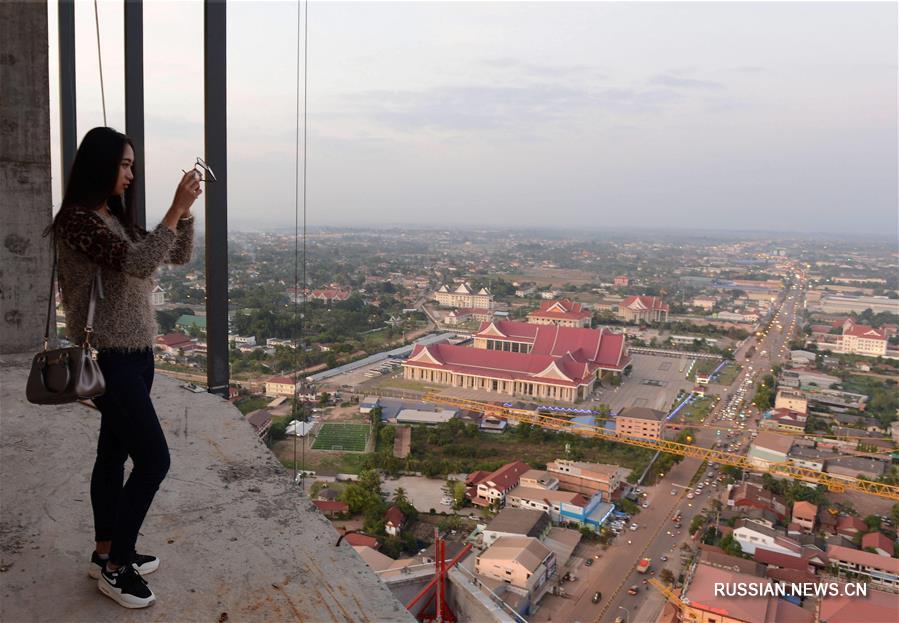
[91, 348, 170, 566]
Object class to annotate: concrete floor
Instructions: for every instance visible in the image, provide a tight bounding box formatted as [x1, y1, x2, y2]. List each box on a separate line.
[0, 353, 412, 623]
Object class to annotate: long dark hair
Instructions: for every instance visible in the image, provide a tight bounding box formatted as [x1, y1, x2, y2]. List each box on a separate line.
[50, 127, 136, 237]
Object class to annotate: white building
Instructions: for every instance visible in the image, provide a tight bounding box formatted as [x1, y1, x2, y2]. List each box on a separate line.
[434, 283, 493, 309]
[732, 519, 802, 557]
[150, 283, 165, 306]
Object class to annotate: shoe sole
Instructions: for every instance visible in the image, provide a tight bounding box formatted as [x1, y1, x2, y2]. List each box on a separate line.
[89, 560, 159, 580]
[97, 577, 156, 609]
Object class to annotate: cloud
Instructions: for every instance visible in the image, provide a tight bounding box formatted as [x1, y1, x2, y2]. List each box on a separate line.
[480, 57, 608, 81]
[650, 73, 725, 90]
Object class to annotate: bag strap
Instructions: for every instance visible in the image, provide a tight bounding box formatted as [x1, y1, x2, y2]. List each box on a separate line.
[45, 232, 104, 350]
[43, 236, 58, 350]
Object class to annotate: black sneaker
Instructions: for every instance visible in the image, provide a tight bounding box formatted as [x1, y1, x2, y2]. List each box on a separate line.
[89, 551, 160, 579]
[98, 563, 156, 608]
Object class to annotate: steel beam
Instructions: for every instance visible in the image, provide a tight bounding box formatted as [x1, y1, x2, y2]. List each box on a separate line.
[58, 0, 76, 188]
[124, 0, 146, 228]
[204, 0, 228, 396]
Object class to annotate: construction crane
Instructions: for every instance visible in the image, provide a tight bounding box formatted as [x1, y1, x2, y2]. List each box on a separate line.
[648, 577, 686, 610]
[423, 394, 899, 501]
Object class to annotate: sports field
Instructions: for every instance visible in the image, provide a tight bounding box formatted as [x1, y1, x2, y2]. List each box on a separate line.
[311, 422, 369, 452]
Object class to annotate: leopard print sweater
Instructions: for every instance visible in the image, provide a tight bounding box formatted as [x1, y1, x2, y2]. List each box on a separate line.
[55, 206, 194, 350]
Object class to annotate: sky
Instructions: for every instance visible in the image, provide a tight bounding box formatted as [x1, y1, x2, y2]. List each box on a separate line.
[48, 1, 897, 236]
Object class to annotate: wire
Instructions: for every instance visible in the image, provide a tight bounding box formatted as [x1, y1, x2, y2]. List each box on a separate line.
[292, 0, 309, 486]
[93, 0, 107, 125]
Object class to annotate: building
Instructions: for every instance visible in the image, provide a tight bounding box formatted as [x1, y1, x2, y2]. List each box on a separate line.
[475, 536, 556, 615]
[434, 283, 493, 309]
[519, 470, 560, 491]
[732, 519, 802, 557]
[819, 588, 899, 623]
[811, 294, 899, 315]
[827, 544, 899, 589]
[384, 506, 405, 536]
[615, 406, 666, 440]
[838, 319, 888, 357]
[835, 515, 867, 538]
[681, 563, 813, 623]
[526, 299, 591, 328]
[309, 288, 351, 304]
[760, 408, 807, 434]
[264, 375, 299, 397]
[691, 296, 717, 311]
[787, 446, 828, 472]
[727, 482, 787, 520]
[155, 332, 195, 355]
[246, 410, 273, 438]
[791, 501, 817, 532]
[789, 350, 817, 366]
[481, 508, 552, 548]
[778, 368, 840, 389]
[311, 500, 349, 518]
[861, 531, 894, 557]
[774, 389, 808, 415]
[150, 283, 166, 306]
[616, 295, 669, 323]
[748, 432, 794, 467]
[825, 456, 888, 480]
[468, 460, 531, 508]
[613, 275, 629, 287]
[505, 487, 612, 531]
[402, 321, 630, 403]
[394, 409, 457, 425]
[444, 308, 493, 326]
[545, 459, 628, 496]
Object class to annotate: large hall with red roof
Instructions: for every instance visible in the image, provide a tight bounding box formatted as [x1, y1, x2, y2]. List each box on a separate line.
[402, 319, 630, 402]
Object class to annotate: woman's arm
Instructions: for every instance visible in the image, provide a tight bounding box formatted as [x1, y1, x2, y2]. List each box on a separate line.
[55, 207, 177, 279]
[166, 216, 195, 265]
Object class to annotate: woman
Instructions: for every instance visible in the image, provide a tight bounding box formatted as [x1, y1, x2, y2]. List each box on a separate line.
[53, 127, 201, 609]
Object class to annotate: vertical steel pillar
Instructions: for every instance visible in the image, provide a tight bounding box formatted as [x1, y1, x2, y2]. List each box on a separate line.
[58, 0, 77, 188]
[204, 0, 229, 396]
[124, 0, 146, 228]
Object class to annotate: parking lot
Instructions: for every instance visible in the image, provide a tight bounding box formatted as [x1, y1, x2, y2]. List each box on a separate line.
[380, 475, 476, 515]
[602, 354, 696, 413]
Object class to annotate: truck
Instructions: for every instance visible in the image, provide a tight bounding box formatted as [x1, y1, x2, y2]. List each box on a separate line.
[636, 558, 651, 574]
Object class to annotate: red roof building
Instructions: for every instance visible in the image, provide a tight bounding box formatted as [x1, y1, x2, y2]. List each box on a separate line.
[614, 276, 629, 287]
[840, 319, 888, 357]
[312, 500, 349, 517]
[728, 482, 787, 520]
[527, 299, 592, 328]
[385, 506, 406, 536]
[861, 531, 894, 557]
[469, 460, 530, 508]
[342, 532, 380, 549]
[402, 320, 629, 403]
[836, 515, 867, 537]
[617, 295, 669, 324]
[309, 288, 351, 303]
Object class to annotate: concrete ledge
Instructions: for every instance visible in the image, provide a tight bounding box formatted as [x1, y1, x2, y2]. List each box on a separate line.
[0, 353, 413, 622]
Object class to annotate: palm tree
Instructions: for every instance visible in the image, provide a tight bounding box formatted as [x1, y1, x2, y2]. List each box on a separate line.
[392, 487, 408, 506]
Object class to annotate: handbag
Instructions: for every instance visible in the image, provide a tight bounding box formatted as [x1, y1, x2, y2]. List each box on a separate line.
[26, 239, 106, 405]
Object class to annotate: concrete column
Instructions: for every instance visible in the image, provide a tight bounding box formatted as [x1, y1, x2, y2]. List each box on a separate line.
[0, 3, 52, 353]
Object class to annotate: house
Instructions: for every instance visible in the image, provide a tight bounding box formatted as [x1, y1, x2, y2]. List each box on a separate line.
[753, 548, 817, 573]
[246, 410, 273, 438]
[155, 332, 194, 355]
[309, 288, 351, 304]
[264, 375, 299, 397]
[681, 563, 813, 623]
[359, 395, 380, 414]
[792, 501, 817, 532]
[468, 460, 531, 508]
[732, 519, 802, 557]
[385, 506, 406, 536]
[774, 389, 808, 415]
[505, 487, 613, 531]
[835, 515, 867, 538]
[761, 408, 806, 434]
[826, 456, 888, 480]
[615, 406, 666, 440]
[728, 482, 787, 520]
[827, 544, 899, 589]
[482, 508, 552, 548]
[545, 459, 628, 496]
[475, 536, 556, 614]
[526, 299, 592, 328]
[861, 531, 894, 557]
[311, 500, 349, 518]
[519, 470, 560, 491]
[341, 531, 379, 549]
[613, 276, 629, 287]
[150, 283, 165, 306]
[748, 432, 793, 467]
[789, 350, 817, 366]
[616, 295, 669, 323]
[444, 307, 492, 326]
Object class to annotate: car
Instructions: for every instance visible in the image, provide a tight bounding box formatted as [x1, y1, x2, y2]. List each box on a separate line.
[687, 493, 694, 499]
[585, 558, 593, 567]
[630, 523, 639, 531]
[660, 555, 668, 561]
[440, 498, 452, 506]
[615, 618, 624, 623]
[628, 585, 639, 595]
[694, 489, 701, 495]
[671, 489, 677, 495]
[642, 502, 650, 509]
[592, 591, 602, 604]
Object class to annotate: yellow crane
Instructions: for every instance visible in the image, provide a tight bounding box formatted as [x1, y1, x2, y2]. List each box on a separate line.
[423, 394, 899, 501]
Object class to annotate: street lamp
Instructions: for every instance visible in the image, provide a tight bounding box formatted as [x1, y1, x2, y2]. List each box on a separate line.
[618, 606, 630, 623]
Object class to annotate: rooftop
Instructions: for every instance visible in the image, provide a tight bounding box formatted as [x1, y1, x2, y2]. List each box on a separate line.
[0, 353, 411, 622]
[617, 406, 667, 422]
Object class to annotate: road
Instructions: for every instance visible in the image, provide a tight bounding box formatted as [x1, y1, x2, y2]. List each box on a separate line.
[533, 275, 805, 623]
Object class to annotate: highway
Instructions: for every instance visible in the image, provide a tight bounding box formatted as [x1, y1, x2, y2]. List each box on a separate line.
[575, 275, 804, 623]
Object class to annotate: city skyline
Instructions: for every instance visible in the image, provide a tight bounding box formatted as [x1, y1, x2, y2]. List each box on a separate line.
[48, 1, 897, 235]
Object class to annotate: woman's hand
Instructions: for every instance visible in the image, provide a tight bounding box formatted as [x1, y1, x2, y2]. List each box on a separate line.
[172, 169, 202, 216]
[163, 169, 202, 231]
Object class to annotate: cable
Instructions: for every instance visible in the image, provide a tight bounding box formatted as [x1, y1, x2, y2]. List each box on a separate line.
[292, 0, 309, 487]
[93, 0, 107, 125]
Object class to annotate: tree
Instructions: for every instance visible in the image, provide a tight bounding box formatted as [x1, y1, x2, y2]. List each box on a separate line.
[864, 515, 883, 531]
[659, 568, 676, 585]
[392, 487, 409, 507]
[690, 514, 706, 535]
[720, 533, 743, 557]
[319, 391, 331, 406]
[891, 503, 899, 525]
